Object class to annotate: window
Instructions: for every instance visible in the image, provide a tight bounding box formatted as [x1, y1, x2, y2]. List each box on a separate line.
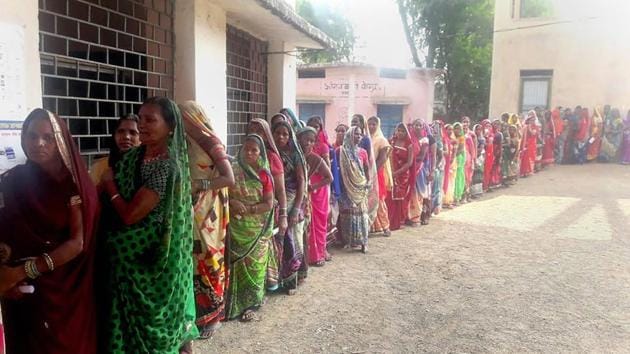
[298, 69, 326, 79]
[520, 70, 552, 112]
[376, 105, 404, 139]
[298, 103, 326, 123]
[520, 0, 553, 18]
[379, 68, 407, 79]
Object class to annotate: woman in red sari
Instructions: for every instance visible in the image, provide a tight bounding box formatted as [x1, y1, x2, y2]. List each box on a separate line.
[520, 111, 539, 177]
[0, 108, 99, 353]
[481, 120, 494, 191]
[386, 123, 414, 231]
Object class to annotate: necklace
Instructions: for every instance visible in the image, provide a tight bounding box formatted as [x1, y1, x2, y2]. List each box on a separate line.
[143, 151, 168, 163]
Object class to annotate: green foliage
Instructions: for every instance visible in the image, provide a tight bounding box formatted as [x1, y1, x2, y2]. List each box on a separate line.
[397, 0, 494, 120]
[296, 0, 355, 64]
[520, 0, 554, 18]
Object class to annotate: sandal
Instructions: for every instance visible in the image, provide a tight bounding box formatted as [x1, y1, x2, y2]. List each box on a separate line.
[314, 260, 326, 267]
[240, 309, 256, 322]
[179, 341, 193, 354]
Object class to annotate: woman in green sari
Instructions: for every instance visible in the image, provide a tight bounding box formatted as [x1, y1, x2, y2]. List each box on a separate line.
[101, 97, 198, 353]
[226, 134, 275, 322]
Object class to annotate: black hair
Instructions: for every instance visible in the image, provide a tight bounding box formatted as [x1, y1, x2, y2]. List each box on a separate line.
[108, 113, 139, 167]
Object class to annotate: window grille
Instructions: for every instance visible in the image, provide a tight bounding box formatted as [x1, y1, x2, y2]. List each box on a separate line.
[226, 25, 268, 156]
[39, 0, 174, 164]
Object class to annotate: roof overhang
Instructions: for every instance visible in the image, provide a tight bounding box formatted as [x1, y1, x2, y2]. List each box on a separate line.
[297, 96, 333, 104]
[211, 0, 334, 49]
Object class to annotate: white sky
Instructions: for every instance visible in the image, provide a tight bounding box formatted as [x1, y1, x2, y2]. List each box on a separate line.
[309, 0, 414, 68]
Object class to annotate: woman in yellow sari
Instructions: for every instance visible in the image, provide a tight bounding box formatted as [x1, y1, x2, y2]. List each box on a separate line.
[367, 116, 393, 236]
[179, 101, 235, 339]
[587, 107, 603, 161]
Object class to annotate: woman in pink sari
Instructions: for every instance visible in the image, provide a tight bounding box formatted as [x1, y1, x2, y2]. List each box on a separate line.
[482, 120, 494, 191]
[297, 127, 333, 266]
[520, 111, 538, 177]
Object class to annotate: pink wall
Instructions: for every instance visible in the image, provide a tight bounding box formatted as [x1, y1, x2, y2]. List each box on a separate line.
[296, 65, 437, 140]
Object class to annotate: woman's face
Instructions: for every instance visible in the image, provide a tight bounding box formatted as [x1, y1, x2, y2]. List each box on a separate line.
[114, 119, 140, 152]
[367, 119, 378, 135]
[352, 128, 362, 145]
[242, 139, 260, 167]
[446, 126, 453, 136]
[395, 126, 407, 140]
[474, 126, 482, 137]
[509, 126, 517, 136]
[138, 104, 171, 146]
[335, 126, 347, 142]
[307, 119, 321, 132]
[271, 115, 285, 127]
[351, 116, 362, 128]
[462, 118, 470, 130]
[454, 125, 462, 137]
[24, 118, 59, 167]
[413, 121, 423, 137]
[273, 125, 290, 148]
[299, 132, 315, 154]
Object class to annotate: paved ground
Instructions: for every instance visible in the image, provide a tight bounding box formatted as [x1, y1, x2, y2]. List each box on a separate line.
[196, 164, 630, 353]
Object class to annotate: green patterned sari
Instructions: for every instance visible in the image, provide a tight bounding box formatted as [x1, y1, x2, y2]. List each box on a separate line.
[226, 134, 274, 319]
[106, 98, 198, 353]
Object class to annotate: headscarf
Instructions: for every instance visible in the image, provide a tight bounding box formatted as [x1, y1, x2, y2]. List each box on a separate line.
[271, 120, 307, 183]
[307, 116, 332, 149]
[238, 134, 271, 182]
[390, 122, 412, 145]
[179, 100, 227, 159]
[250, 118, 280, 156]
[268, 113, 288, 129]
[575, 108, 590, 141]
[340, 126, 369, 206]
[368, 116, 393, 191]
[551, 108, 563, 137]
[508, 113, 519, 125]
[279, 108, 304, 131]
[296, 126, 318, 138]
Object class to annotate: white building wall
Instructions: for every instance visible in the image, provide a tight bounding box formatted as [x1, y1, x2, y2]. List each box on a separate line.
[0, 0, 42, 113]
[267, 40, 297, 114]
[174, 0, 228, 142]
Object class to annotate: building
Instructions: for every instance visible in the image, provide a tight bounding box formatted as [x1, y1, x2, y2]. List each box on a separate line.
[296, 63, 439, 140]
[0, 0, 332, 170]
[489, 0, 630, 117]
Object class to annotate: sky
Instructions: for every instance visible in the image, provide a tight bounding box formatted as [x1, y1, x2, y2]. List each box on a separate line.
[308, 0, 414, 69]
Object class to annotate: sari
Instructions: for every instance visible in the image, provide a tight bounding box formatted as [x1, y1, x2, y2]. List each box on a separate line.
[453, 123, 466, 202]
[354, 117, 378, 226]
[599, 109, 623, 162]
[471, 133, 486, 197]
[272, 120, 307, 284]
[443, 129, 457, 206]
[520, 119, 537, 177]
[409, 120, 433, 223]
[431, 121, 445, 214]
[464, 129, 476, 194]
[552, 109, 566, 164]
[574, 109, 591, 164]
[226, 134, 275, 319]
[502, 127, 520, 183]
[107, 99, 198, 353]
[337, 127, 370, 247]
[542, 114, 556, 166]
[482, 120, 494, 190]
[586, 108, 603, 161]
[621, 111, 630, 164]
[386, 123, 412, 231]
[490, 127, 503, 187]
[0, 109, 98, 354]
[442, 124, 453, 205]
[180, 102, 230, 330]
[370, 117, 393, 232]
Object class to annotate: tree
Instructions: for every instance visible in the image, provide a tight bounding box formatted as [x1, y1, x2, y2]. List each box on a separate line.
[397, 0, 494, 120]
[296, 0, 356, 64]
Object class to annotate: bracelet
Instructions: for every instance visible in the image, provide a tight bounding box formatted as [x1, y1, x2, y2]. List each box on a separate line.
[110, 193, 121, 201]
[69, 195, 82, 206]
[24, 259, 41, 279]
[42, 253, 55, 272]
[278, 207, 288, 216]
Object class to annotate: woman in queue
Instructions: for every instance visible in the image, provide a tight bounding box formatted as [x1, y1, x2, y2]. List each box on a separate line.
[179, 101, 235, 339]
[0, 108, 99, 353]
[367, 116, 393, 236]
[101, 97, 197, 353]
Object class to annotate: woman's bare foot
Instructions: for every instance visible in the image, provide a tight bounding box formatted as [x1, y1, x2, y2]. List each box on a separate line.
[198, 322, 221, 340]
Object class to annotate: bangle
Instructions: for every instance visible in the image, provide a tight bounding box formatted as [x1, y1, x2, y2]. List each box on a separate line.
[110, 193, 121, 201]
[42, 253, 55, 272]
[25, 259, 41, 279]
[278, 207, 288, 216]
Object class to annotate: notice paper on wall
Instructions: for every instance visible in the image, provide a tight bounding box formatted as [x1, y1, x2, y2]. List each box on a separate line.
[0, 23, 27, 174]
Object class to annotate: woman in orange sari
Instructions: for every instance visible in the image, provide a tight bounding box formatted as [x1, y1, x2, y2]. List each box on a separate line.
[179, 101, 235, 339]
[586, 107, 603, 161]
[368, 116, 393, 236]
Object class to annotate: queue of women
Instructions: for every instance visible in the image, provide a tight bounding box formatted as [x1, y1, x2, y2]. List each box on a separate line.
[0, 98, 628, 354]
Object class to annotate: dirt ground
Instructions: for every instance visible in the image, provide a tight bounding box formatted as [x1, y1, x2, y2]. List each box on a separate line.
[195, 164, 630, 353]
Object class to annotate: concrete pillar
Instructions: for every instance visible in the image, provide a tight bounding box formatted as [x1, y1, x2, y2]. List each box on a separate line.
[174, 0, 228, 142]
[267, 40, 297, 116]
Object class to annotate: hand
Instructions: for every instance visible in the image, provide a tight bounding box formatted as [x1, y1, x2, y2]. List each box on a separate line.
[0, 266, 25, 295]
[288, 213, 298, 229]
[278, 216, 288, 236]
[230, 200, 247, 215]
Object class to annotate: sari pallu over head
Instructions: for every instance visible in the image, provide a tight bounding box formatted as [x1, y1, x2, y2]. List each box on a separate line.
[389, 123, 413, 200]
[369, 116, 393, 196]
[178, 100, 229, 327]
[340, 126, 370, 207]
[0, 109, 99, 354]
[272, 120, 307, 195]
[108, 97, 198, 352]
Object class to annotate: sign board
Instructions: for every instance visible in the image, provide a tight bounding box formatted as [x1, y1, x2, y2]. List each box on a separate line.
[0, 23, 27, 174]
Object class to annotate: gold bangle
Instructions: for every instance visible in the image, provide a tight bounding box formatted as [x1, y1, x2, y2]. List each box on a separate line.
[110, 193, 121, 201]
[42, 253, 55, 272]
[25, 259, 40, 279]
[69, 195, 82, 206]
